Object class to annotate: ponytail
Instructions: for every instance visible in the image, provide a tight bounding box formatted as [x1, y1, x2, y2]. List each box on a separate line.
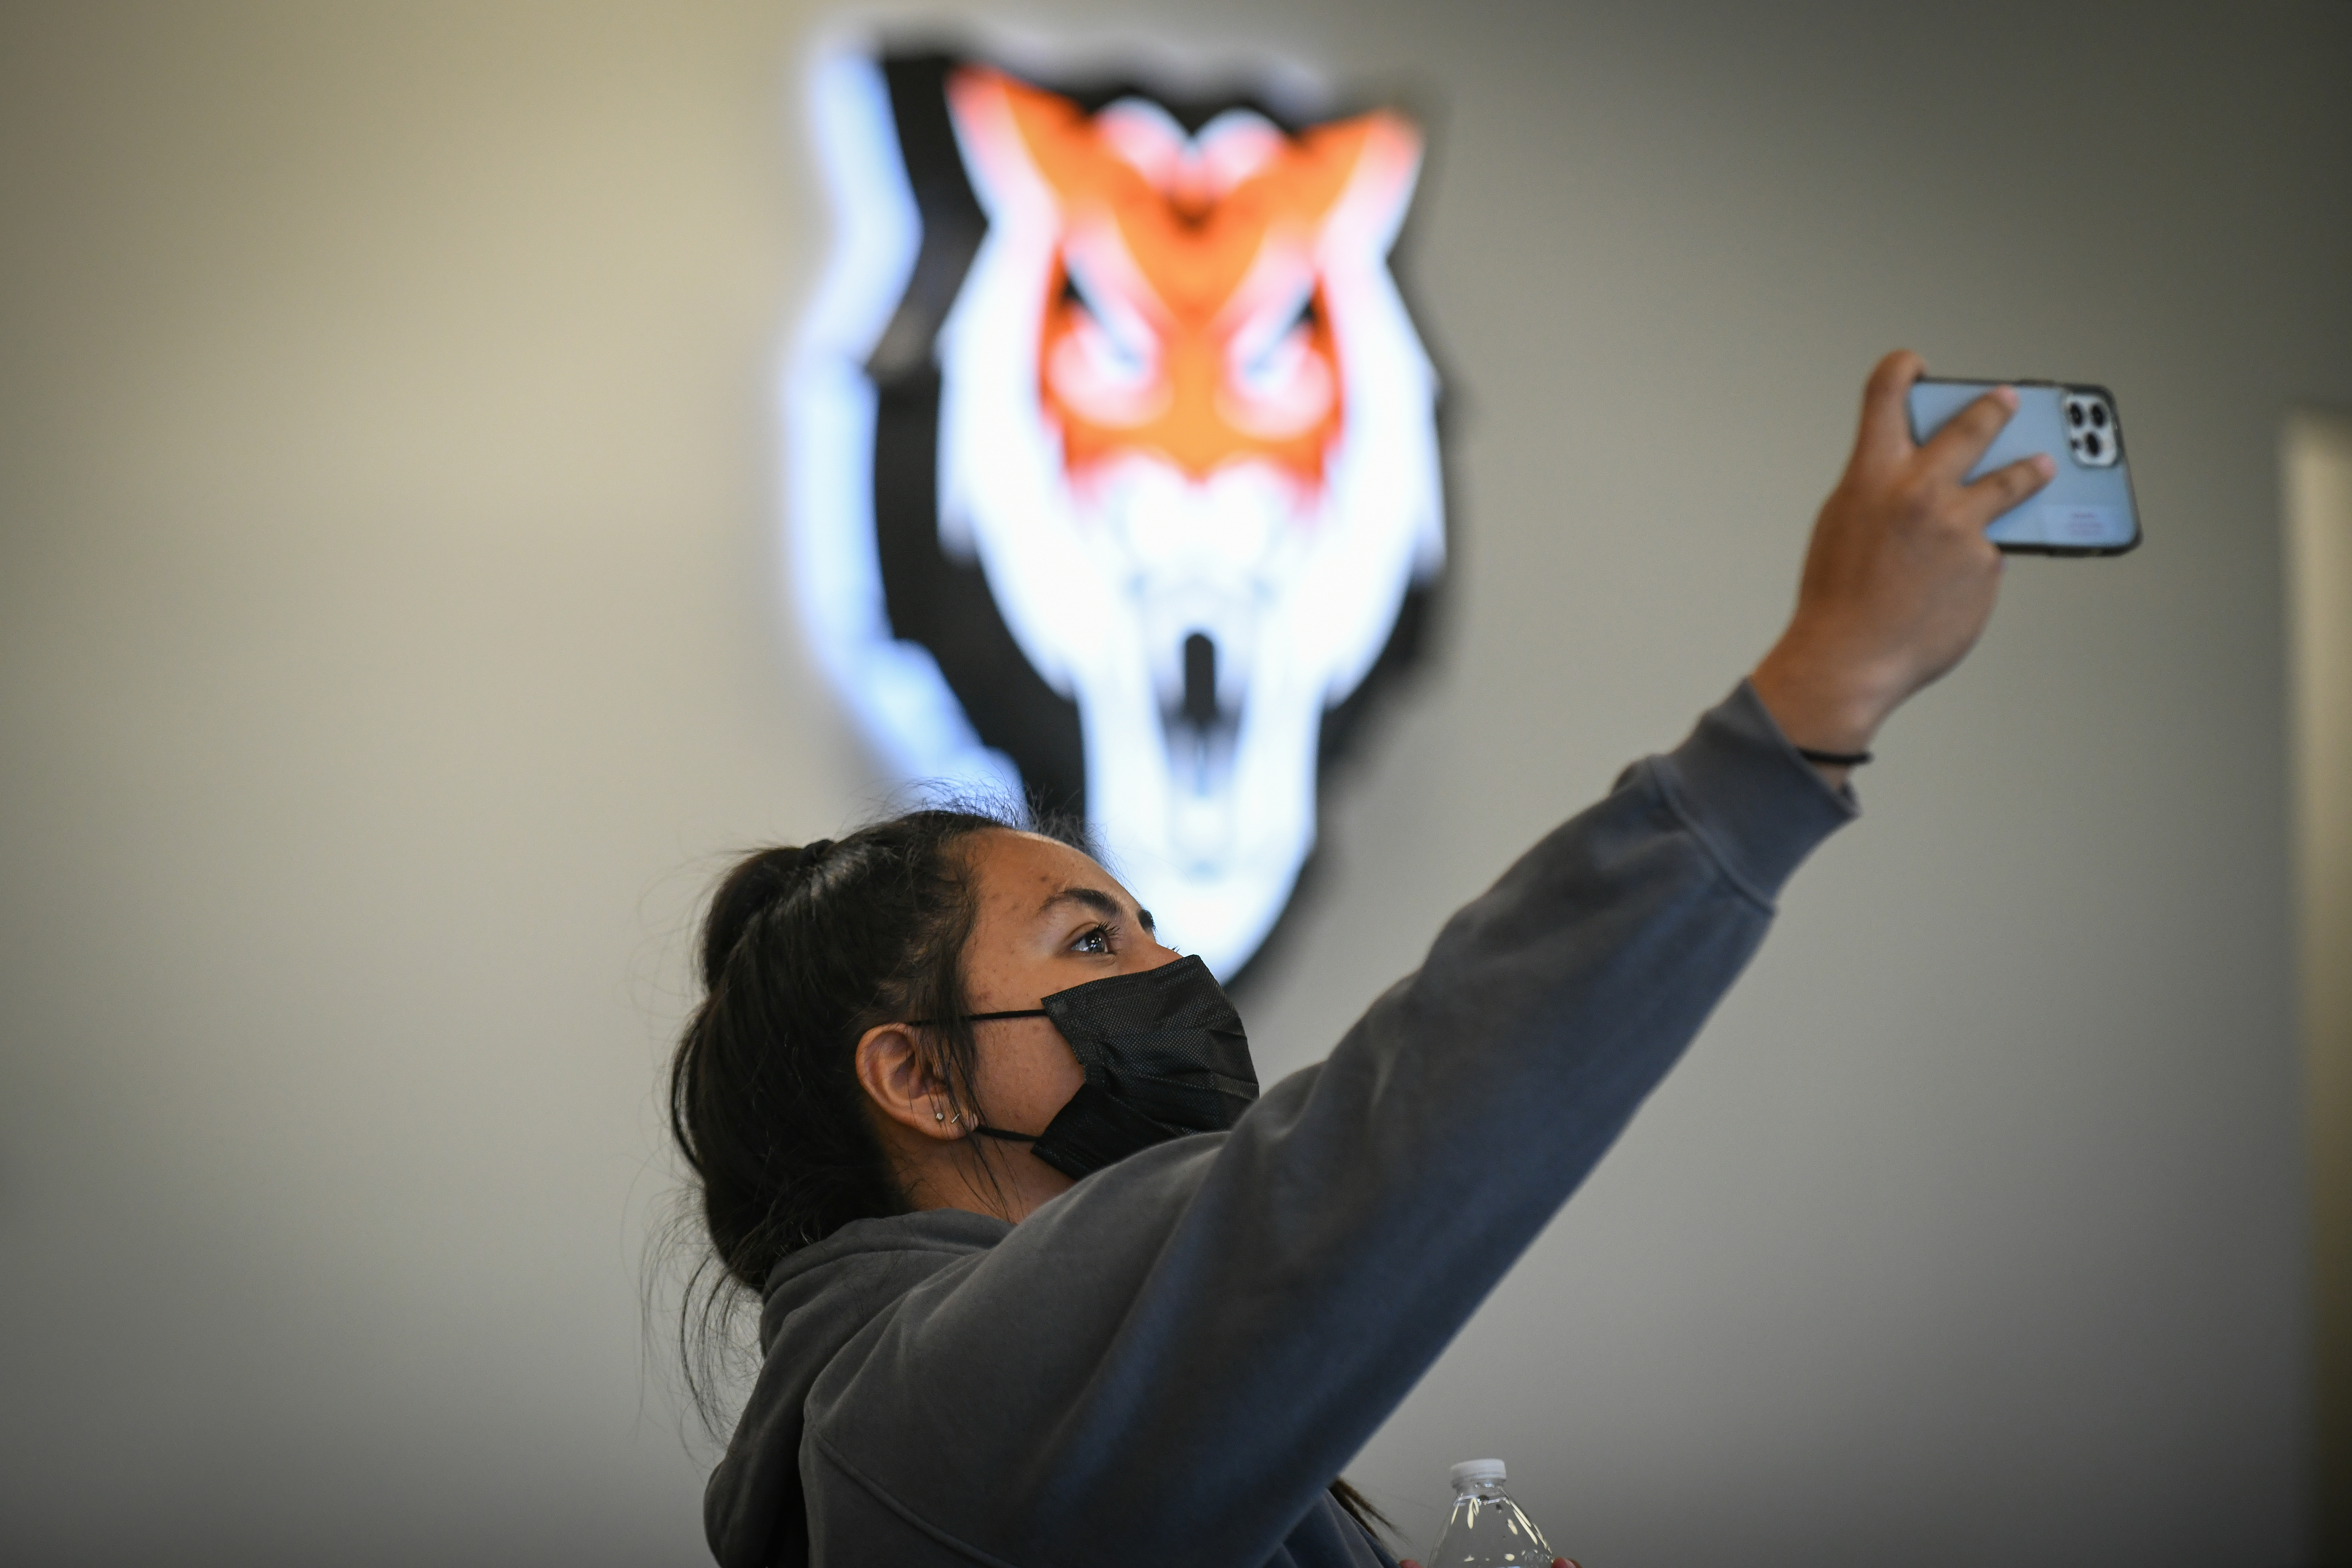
[668, 808, 1018, 1425]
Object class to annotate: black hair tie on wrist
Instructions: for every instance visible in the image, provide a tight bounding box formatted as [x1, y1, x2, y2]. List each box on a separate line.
[1797, 747, 1873, 767]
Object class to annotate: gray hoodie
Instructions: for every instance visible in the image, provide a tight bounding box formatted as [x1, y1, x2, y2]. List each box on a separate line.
[705, 682, 1855, 1567]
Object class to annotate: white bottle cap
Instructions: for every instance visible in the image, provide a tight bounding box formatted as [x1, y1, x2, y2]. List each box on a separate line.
[1449, 1458, 1508, 1487]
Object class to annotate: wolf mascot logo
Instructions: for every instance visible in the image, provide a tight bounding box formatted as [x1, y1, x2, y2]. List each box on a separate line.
[791, 49, 1443, 975]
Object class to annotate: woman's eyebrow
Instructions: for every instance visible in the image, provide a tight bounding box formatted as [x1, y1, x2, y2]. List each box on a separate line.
[1040, 886, 1152, 931]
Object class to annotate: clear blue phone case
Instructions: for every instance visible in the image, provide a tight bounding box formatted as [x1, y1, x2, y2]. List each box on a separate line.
[1906, 379, 2141, 555]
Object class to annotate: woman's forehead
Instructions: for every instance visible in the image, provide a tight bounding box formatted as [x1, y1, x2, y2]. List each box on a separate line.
[969, 828, 1132, 909]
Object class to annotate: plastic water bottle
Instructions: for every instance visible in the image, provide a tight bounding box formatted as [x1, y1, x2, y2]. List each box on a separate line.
[1424, 1458, 1559, 1568]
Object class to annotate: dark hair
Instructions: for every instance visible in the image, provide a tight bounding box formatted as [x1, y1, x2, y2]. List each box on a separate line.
[663, 804, 1395, 1546]
[666, 806, 1022, 1422]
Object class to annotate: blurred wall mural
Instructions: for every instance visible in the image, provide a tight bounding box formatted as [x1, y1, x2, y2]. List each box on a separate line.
[790, 44, 1445, 975]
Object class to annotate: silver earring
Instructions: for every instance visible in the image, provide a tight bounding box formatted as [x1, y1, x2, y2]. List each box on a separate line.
[933, 1108, 945, 1122]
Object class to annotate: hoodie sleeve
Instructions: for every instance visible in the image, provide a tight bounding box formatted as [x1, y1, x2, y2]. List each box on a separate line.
[794, 682, 1855, 1566]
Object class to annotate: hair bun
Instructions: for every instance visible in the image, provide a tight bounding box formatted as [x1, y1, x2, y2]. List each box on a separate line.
[699, 841, 834, 990]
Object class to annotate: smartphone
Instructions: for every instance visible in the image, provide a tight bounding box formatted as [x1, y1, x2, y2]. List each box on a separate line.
[1906, 378, 2141, 555]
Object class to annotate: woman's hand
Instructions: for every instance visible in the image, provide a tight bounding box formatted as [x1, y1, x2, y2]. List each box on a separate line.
[1750, 350, 2053, 781]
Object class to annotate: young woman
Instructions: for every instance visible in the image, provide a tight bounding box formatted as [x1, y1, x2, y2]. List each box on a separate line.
[670, 354, 2052, 1567]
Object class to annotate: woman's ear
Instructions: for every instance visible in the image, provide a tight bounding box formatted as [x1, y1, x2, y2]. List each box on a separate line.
[854, 1023, 966, 1142]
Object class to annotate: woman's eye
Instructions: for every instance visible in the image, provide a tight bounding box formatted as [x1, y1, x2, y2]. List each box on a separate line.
[1070, 924, 1114, 955]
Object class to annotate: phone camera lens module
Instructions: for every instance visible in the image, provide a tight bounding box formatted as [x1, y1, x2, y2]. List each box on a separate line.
[2062, 395, 2121, 467]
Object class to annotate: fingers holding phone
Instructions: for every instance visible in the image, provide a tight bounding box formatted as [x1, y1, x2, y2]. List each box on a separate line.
[1909, 377, 2141, 555]
[1751, 351, 2055, 766]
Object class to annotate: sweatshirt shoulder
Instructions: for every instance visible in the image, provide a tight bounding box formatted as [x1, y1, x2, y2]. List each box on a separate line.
[759, 1210, 1012, 1350]
[709, 1211, 1015, 1568]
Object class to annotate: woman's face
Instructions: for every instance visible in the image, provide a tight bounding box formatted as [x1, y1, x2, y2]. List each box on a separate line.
[957, 828, 1181, 1138]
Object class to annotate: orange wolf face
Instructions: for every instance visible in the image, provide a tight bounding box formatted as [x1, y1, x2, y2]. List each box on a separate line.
[951, 67, 1419, 499]
[797, 51, 1442, 974]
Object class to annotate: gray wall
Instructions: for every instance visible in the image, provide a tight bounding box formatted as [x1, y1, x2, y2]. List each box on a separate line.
[2, 3, 2344, 1563]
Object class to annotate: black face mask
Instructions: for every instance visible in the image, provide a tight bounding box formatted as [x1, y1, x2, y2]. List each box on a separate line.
[958, 955, 1258, 1181]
